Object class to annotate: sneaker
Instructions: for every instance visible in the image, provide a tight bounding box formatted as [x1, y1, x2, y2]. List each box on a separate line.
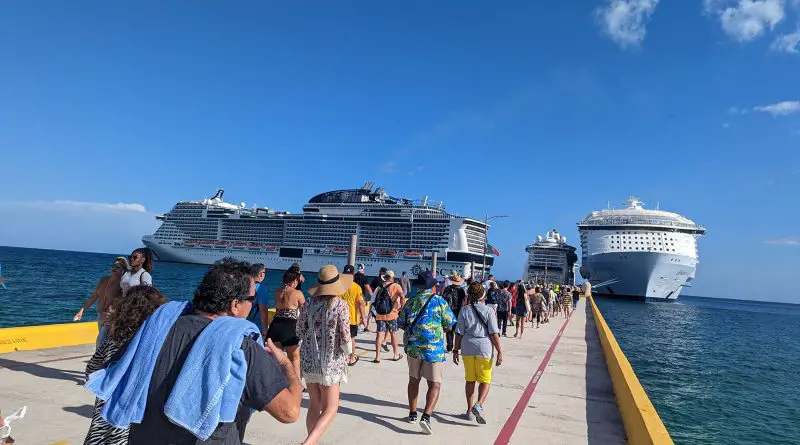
[471, 404, 486, 425]
[407, 412, 418, 424]
[463, 410, 476, 422]
[419, 416, 433, 435]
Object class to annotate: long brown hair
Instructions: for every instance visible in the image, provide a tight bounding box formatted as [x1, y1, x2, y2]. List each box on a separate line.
[467, 282, 485, 304]
[109, 285, 168, 344]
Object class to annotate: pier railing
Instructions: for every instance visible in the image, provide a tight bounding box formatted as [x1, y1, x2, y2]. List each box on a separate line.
[589, 296, 674, 445]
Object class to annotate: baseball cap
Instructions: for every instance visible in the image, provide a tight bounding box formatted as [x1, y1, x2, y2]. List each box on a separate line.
[343, 264, 355, 275]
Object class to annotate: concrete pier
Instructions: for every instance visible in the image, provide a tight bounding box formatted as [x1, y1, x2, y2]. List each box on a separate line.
[0, 302, 629, 444]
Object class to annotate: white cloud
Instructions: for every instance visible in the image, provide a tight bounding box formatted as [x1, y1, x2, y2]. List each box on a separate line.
[771, 29, 800, 52]
[753, 100, 800, 115]
[728, 106, 748, 115]
[765, 236, 800, 246]
[705, 0, 785, 42]
[596, 0, 660, 48]
[379, 161, 397, 174]
[0, 199, 157, 254]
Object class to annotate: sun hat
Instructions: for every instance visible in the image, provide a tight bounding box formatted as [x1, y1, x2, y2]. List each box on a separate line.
[448, 271, 464, 285]
[381, 270, 395, 282]
[307, 265, 354, 297]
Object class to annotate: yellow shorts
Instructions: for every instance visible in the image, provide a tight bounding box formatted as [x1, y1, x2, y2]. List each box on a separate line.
[463, 355, 493, 383]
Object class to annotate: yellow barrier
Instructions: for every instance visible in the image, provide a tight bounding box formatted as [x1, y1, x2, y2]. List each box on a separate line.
[0, 322, 99, 354]
[0, 308, 279, 354]
[589, 297, 673, 445]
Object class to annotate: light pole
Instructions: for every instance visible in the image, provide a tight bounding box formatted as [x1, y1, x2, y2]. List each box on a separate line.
[482, 214, 509, 281]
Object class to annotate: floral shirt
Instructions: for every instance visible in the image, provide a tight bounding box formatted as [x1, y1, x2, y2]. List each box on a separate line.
[398, 289, 455, 363]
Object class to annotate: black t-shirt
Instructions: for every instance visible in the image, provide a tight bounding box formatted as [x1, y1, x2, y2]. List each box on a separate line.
[368, 276, 383, 300]
[354, 272, 368, 294]
[128, 314, 289, 445]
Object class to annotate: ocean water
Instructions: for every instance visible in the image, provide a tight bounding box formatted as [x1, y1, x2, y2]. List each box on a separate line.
[1, 246, 799, 444]
[596, 296, 800, 445]
[0, 246, 306, 328]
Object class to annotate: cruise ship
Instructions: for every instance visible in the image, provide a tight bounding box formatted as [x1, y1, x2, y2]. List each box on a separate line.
[523, 229, 578, 285]
[142, 184, 493, 278]
[577, 197, 705, 301]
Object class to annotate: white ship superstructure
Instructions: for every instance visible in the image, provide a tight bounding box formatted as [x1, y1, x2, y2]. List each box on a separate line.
[143, 184, 493, 278]
[523, 229, 578, 285]
[578, 197, 705, 301]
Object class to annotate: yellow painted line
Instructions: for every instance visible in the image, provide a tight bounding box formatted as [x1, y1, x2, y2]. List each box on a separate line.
[589, 297, 673, 445]
[49, 441, 71, 445]
[0, 322, 98, 354]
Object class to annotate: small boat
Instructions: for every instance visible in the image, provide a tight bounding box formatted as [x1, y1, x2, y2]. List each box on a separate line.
[377, 249, 398, 257]
[403, 251, 423, 259]
[331, 247, 348, 255]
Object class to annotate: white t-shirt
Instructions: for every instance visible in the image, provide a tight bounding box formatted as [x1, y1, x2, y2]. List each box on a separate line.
[120, 268, 153, 294]
[482, 280, 495, 291]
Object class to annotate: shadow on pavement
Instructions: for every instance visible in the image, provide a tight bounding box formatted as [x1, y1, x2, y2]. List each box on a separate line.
[0, 357, 85, 385]
[63, 404, 94, 419]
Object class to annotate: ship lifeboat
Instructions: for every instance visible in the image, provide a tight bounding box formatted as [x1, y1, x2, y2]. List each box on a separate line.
[246, 243, 262, 251]
[377, 249, 398, 257]
[214, 241, 229, 249]
[263, 245, 278, 252]
[402, 251, 423, 259]
[357, 247, 374, 256]
[332, 247, 348, 255]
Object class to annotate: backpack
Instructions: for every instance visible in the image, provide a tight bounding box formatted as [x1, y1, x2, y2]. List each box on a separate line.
[373, 285, 394, 315]
[485, 288, 498, 305]
[443, 285, 461, 313]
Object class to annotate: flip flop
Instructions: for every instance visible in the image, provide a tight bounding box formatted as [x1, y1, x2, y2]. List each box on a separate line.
[372, 359, 381, 364]
[348, 356, 360, 366]
[391, 354, 405, 361]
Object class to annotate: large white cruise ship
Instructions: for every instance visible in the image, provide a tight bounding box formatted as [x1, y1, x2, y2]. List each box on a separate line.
[577, 197, 705, 301]
[142, 183, 493, 278]
[523, 229, 578, 285]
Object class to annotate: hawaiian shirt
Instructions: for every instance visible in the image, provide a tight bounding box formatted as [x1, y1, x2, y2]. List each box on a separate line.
[398, 289, 455, 363]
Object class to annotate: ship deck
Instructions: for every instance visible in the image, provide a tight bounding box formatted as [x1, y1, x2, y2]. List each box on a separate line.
[0, 302, 630, 445]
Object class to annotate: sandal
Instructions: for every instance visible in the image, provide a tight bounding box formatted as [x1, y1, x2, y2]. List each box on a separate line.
[348, 356, 360, 366]
[391, 354, 405, 361]
[372, 359, 381, 363]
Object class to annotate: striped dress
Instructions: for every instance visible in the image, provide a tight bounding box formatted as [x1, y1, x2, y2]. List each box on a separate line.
[83, 339, 129, 445]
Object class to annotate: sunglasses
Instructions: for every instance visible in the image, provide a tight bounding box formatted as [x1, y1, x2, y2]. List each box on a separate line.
[236, 294, 256, 303]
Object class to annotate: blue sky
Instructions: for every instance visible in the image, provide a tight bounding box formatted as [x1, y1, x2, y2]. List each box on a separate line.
[0, 1, 798, 302]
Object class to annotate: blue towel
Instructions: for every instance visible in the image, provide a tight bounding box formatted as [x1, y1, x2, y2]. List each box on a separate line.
[85, 300, 189, 428]
[164, 316, 262, 440]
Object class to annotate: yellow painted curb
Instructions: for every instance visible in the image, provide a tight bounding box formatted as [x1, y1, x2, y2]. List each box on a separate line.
[589, 297, 673, 445]
[0, 322, 98, 354]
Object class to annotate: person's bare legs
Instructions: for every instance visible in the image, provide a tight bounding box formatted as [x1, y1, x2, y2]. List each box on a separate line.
[476, 382, 491, 406]
[391, 331, 401, 359]
[285, 344, 301, 380]
[303, 383, 340, 445]
[375, 330, 385, 362]
[423, 381, 441, 416]
[408, 376, 421, 413]
[518, 317, 525, 339]
[306, 383, 322, 434]
[465, 381, 476, 411]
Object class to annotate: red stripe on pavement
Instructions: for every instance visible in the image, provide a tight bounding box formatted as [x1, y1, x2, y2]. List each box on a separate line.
[494, 314, 573, 445]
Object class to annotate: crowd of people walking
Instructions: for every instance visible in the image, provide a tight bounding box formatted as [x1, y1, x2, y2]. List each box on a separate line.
[74, 253, 584, 445]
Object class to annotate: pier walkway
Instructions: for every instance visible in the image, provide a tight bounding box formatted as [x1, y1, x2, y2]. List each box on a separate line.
[0, 302, 627, 444]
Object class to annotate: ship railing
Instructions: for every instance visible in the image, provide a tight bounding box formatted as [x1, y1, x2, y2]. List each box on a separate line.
[579, 217, 703, 230]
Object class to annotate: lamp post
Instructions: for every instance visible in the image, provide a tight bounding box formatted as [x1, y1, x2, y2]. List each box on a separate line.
[482, 214, 509, 281]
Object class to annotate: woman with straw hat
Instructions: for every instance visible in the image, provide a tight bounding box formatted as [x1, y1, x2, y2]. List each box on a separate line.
[297, 265, 353, 445]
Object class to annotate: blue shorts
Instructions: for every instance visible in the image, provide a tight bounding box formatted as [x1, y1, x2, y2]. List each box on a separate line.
[377, 319, 398, 333]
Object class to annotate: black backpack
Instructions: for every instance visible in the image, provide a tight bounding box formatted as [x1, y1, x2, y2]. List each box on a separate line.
[486, 288, 498, 305]
[373, 285, 394, 315]
[443, 285, 462, 313]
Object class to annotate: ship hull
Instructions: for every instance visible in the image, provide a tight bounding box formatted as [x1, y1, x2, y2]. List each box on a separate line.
[145, 241, 473, 278]
[581, 252, 696, 301]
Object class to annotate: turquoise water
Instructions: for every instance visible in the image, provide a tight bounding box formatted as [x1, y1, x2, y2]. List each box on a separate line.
[596, 296, 800, 445]
[1, 246, 799, 443]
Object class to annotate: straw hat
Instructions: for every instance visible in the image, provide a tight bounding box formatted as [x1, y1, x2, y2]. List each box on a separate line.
[449, 271, 464, 285]
[307, 265, 354, 297]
